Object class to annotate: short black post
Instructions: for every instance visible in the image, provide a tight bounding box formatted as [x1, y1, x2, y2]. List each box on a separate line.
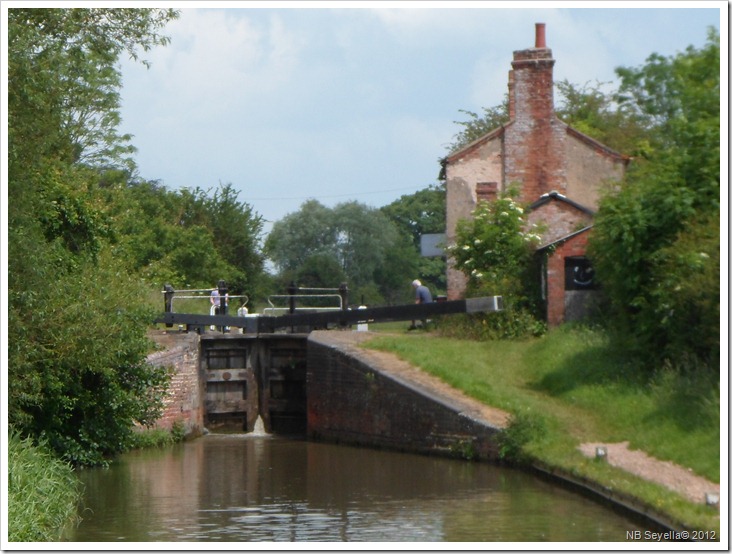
[287, 281, 298, 314]
[218, 279, 228, 333]
[163, 284, 175, 328]
[338, 282, 349, 327]
[338, 282, 349, 310]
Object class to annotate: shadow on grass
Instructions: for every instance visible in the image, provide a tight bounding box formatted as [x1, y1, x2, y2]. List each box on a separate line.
[529, 341, 647, 396]
[529, 329, 719, 433]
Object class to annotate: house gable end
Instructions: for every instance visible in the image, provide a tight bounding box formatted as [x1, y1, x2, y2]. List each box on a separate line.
[445, 124, 508, 165]
[527, 193, 595, 246]
[565, 124, 630, 163]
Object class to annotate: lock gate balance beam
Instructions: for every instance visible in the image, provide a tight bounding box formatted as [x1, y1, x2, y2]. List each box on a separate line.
[154, 296, 503, 335]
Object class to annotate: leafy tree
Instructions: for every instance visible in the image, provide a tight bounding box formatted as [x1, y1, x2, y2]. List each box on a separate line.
[101, 181, 264, 293]
[8, 8, 180, 465]
[446, 98, 510, 154]
[202, 183, 265, 294]
[8, 8, 177, 172]
[265, 199, 339, 273]
[294, 253, 347, 290]
[265, 200, 418, 305]
[332, 201, 391, 288]
[554, 79, 651, 157]
[589, 28, 720, 369]
[9, 254, 171, 467]
[381, 184, 447, 295]
[444, 81, 648, 158]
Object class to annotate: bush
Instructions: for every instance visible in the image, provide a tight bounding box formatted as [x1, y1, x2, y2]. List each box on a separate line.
[497, 410, 548, 462]
[437, 310, 546, 341]
[9, 249, 171, 467]
[128, 420, 187, 450]
[445, 192, 545, 339]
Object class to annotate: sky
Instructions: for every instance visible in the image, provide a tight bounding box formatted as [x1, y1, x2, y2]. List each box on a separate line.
[111, 2, 724, 234]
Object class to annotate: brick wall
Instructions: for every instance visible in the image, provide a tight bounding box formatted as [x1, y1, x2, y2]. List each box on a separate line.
[306, 332, 505, 461]
[146, 331, 205, 437]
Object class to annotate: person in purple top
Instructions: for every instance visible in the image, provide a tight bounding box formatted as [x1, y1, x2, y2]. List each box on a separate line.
[412, 279, 433, 304]
[409, 279, 432, 330]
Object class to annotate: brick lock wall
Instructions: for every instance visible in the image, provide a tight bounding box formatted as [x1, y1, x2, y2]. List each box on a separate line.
[306, 333, 504, 461]
[146, 332, 205, 437]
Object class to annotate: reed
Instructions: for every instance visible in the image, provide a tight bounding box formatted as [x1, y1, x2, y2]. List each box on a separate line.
[7, 431, 81, 542]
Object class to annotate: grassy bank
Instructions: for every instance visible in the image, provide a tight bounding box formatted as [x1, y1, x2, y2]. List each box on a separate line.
[364, 324, 720, 533]
[7, 432, 82, 542]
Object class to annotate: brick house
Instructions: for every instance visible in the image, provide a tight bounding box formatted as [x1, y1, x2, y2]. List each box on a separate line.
[443, 23, 630, 326]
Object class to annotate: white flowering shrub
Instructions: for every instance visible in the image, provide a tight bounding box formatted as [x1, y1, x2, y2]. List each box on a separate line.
[444, 194, 545, 338]
[447, 195, 541, 294]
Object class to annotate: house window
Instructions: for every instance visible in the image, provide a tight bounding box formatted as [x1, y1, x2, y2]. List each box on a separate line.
[564, 257, 596, 290]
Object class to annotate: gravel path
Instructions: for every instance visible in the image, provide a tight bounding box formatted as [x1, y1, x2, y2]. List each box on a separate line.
[578, 441, 720, 505]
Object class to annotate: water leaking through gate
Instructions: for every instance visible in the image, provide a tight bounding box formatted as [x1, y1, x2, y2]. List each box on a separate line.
[201, 334, 308, 434]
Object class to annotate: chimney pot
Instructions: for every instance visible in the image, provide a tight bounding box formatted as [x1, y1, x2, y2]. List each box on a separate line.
[535, 23, 546, 48]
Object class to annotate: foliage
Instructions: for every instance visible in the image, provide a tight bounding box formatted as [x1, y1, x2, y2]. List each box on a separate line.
[381, 183, 447, 295]
[445, 193, 543, 338]
[497, 410, 548, 462]
[201, 184, 265, 293]
[437, 309, 546, 341]
[127, 420, 186, 450]
[265, 199, 337, 272]
[445, 81, 649, 157]
[103, 181, 264, 293]
[8, 8, 181, 466]
[554, 79, 651, 157]
[8, 430, 81, 542]
[9, 250, 172, 467]
[265, 199, 419, 305]
[8, 8, 178, 172]
[588, 29, 720, 369]
[446, 98, 510, 154]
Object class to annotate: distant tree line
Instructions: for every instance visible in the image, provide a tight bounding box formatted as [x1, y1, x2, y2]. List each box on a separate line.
[265, 184, 446, 307]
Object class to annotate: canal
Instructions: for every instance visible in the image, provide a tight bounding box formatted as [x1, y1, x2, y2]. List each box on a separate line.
[69, 433, 647, 543]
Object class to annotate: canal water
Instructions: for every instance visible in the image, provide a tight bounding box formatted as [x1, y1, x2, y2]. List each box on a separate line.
[69, 433, 645, 543]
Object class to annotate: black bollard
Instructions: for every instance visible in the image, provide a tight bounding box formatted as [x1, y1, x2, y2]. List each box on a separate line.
[287, 281, 297, 315]
[163, 284, 175, 328]
[218, 280, 228, 332]
[338, 282, 349, 328]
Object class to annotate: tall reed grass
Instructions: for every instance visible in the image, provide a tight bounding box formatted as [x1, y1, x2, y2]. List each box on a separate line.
[8, 431, 81, 542]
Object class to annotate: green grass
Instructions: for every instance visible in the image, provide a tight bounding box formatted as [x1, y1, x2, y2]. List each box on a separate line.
[128, 420, 187, 450]
[364, 324, 720, 532]
[8, 431, 82, 542]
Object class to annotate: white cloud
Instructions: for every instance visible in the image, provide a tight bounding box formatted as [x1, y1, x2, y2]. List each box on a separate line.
[116, 5, 723, 226]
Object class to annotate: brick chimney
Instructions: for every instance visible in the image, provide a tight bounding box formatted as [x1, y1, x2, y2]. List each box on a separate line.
[505, 23, 566, 201]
